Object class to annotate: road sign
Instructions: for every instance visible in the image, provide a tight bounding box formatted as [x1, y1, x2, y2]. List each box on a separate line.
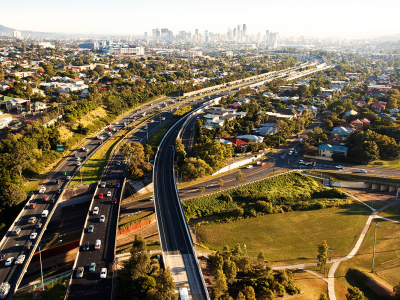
[178, 178, 183, 182]
[56, 144, 64, 152]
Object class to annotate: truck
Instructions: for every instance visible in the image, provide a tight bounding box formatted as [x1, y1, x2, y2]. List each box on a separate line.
[178, 286, 189, 300]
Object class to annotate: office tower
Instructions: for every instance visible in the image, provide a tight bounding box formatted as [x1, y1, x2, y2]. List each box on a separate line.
[257, 32, 261, 43]
[270, 32, 279, 46]
[153, 28, 158, 37]
[266, 30, 270, 43]
[13, 30, 21, 38]
[144, 32, 148, 41]
[161, 28, 169, 40]
[195, 29, 199, 36]
[237, 25, 241, 42]
[243, 24, 247, 39]
[233, 28, 236, 38]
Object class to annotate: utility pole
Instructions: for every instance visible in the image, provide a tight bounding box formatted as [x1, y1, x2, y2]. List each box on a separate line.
[371, 221, 379, 273]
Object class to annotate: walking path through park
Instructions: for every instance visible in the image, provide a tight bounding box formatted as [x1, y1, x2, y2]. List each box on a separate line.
[272, 198, 399, 300]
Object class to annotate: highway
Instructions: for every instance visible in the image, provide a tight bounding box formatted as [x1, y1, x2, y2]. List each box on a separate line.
[153, 116, 209, 300]
[0, 58, 320, 298]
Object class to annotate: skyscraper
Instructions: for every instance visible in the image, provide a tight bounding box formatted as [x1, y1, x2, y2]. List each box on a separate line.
[13, 30, 21, 38]
[237, 25, 241, 42]
[233, 28, 236, 38]
[243, 24, 247, 39]
[195, 29, 199, 36]
[266, 30, 270, 43]
[144, 32, 148, 41]
[153, 28, 158, 38]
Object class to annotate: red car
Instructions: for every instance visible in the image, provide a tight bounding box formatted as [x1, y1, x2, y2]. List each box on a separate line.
[98, 193, 103, 199]
[112, 198, 118, 204]
[42, 196, 49, 202]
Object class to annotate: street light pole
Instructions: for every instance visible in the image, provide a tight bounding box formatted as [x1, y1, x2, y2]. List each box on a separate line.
[40, 239, 62, 290]
[371, 221, 379, 273]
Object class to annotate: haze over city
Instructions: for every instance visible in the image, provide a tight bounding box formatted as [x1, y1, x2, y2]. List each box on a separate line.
[1, 0, 400, 38]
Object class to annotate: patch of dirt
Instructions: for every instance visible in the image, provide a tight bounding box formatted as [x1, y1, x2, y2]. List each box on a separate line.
[116, 222, 159, 251]
[343, 188, 396, 207]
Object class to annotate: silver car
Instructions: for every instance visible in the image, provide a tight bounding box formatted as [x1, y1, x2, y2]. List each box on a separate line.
[76, 267, 84, 278]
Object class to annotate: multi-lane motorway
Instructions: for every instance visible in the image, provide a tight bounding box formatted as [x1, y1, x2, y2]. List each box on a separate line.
[0, 58, 322, 299]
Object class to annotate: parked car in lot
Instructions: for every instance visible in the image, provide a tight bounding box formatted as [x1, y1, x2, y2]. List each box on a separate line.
[107, 170, 112, 175]
[28, 203, 36, 209]
[115, 183, 120, 188]
[95, 239, 101, 249]
[39, 187, 46, 194]
[12, 228, 21, 236]
[0, 254, 5, 261]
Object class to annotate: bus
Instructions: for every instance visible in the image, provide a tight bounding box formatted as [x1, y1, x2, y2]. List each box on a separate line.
[178, 286, 189, 300]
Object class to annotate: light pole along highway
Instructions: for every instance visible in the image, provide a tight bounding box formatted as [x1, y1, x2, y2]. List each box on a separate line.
[153, 115, 210, 300]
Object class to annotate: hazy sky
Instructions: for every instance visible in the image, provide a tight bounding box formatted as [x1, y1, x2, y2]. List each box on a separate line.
[2, 0, 400, 39]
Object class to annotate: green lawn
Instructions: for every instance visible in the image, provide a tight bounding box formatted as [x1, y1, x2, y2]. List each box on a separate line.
[69, 131, 125, 187]
[196, 202, 371, 266]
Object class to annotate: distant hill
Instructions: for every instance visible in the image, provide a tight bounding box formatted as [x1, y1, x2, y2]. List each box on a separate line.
[0, 24, 77, 38]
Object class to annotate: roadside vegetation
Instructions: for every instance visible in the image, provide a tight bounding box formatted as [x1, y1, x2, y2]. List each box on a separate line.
[183, 172, 350, 223]
[304, 170, 400, 185]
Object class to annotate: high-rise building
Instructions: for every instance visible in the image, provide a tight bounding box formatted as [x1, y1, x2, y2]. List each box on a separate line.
[266, 30, 270, 43]
[237, 25, 241, 42]
[195, 29, 199, 36]
[233, 28, 236, 38]
[243, 24, 247, 39]
[144, 32, 148, 41]
[152, 28, 158, 38]
[270, 32, 279, 47]
[13, 30, 21, 38]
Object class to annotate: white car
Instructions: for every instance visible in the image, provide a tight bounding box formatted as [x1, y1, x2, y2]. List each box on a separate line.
[101, 182, 106, 188]
[93, 207, 99, 215]
[100, 268, 107, 279]
[246, 165, 253, 169]
[88, 225, 94, 233]
[99, 215, 105, 223]
[357, 170, 367, 173]
[66, 176, 72, 180]
[39, 187, 46, 194]
[336, 165, 344, 169]
[116, 161, 121, 166]
[107, 191, 112, 197]
[77, 162, 81, 166]
[30, 233, 37, 240]
[15, 255, 25, 265]
[5, 257, 14, 266]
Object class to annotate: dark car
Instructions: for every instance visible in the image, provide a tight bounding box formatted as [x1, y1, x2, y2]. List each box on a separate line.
[107, 170, 112, 175]
[56, 189, 62, 194]
[115, 183, 120, 188]
[108, 182, 113, 187]
[36, 223, 42, 229]
[112, 198, 118, 204]
[42, 196, 49, 202]
[56, 179, 61, 185]
[0, 254, 5, 261]
[83, 242, 90, 251]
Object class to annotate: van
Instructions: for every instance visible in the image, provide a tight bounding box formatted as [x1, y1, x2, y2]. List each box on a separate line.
[95, 239, 101, 250]
[41, 210, 49, 218]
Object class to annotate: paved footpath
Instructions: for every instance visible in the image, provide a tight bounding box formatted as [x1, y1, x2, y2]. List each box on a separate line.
[272, 198, 399, 300]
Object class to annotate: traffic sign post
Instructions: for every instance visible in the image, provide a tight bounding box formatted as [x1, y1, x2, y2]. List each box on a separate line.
[56, 145, 64, 152]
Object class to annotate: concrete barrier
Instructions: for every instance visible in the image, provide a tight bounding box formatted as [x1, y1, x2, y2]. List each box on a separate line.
[380, 184, 389, 191]
[212, 153, 267, 175]
[372, 184, 380, 190]
[330, 181, 371, 188]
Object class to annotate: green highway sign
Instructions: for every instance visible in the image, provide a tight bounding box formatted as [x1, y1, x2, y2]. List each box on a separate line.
[57, 145, 64, 152]
[178, 178, 183, 182]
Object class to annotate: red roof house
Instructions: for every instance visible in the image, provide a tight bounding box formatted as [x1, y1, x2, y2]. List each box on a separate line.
[228, 138, 247, 147]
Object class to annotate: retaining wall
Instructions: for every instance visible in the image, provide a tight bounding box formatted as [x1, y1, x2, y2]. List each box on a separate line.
[31, 240, 79, 262]
[117, 215, 157, 236]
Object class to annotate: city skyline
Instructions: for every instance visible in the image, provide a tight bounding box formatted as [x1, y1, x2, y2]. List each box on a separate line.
[1, 0, 400, 39]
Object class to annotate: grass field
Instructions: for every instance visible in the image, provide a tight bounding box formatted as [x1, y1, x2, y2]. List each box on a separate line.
[334, 209, 400, 299]
[292, 270, 328, 300]
[69, 131, 125, 187]
[196, 202, 371, 266]
[305, 170, 400, 185]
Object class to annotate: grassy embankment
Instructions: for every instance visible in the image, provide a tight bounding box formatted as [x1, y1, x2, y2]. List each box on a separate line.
[14, 282, 67, 300]
[305, 170, 400, 185]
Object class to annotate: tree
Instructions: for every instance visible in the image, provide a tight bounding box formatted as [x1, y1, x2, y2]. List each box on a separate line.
[319, 293, 328, 300]
[353, 140, 379, 164]
[218, 178, 225, 190]
[317, 240, 328, 270]
[94, 65, 105, 76]
[133, 274, 156, 295]
[236, 292, 246, 300]
[144, 144, 154, 161]
[346, 286, 364, 300]
[214, 269, 228, 299]
[236, 169, 246, 182]
[0, 182, 27, 208]
[127, 162, 145, 180]
[393, 281, 400, 299]
[198, 186, 205, 194]
[151, 267, 178, 300]
[223, 258, 237, 284]
[181, 157, 213, 179]
[243, 286, 256, 300]
[131, 235, 147, 254]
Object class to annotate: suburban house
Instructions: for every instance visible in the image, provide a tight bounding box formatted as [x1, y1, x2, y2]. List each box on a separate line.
[0, 114, 13, 129]
[371, 101, 386, 112]
[318, 144, 349, 158]
[265, 111, 294, 122]
[238, 98, 250, 103]
[252, 123, 276, 136]
[213, 138, 233, 146]
[227, 138, 248, 147]
[330, 126, 354, 137]
[343, 110, 358, 119]
[359, 118, 371, 126]
[349, 119, 364, 129]
[226, 102, 242, 109]
[236, 134, 264, 143]
[27, 102, 46, 112]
